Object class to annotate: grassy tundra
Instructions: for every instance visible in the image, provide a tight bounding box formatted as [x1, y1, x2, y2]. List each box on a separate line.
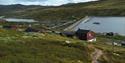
[0, 30, 92, 63]
[0, 29, 124, 63]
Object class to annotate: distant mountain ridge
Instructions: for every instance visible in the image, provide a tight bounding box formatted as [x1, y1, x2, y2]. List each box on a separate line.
[0, 0, 125, 21]
[0, 4, 54, 17]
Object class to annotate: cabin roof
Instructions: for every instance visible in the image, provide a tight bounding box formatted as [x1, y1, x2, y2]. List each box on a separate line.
[76, 29, 90, 34]
[122, 41, 125, 44]
[0, 19, 6, 21]
[62, 31, 75, 35]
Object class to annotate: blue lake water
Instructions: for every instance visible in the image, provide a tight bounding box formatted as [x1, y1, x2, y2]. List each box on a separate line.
[74, 17, 125, 36]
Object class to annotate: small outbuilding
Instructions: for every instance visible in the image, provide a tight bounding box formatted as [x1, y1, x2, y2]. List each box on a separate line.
[0, 19, 6, 23]
[25, 27, 39, 32]
[75, 29, 96, 42]
[121, 41, 125, 46]
[106, 32, 114, 36]
[61, 31, 75, 38]
[3, 25, 17, 30]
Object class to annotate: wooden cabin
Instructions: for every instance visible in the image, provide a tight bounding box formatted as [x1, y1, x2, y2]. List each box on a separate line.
[61, 31, 75, 38]
[121, 41, 125, 46]
[3, 25, 17, 30]
[75, 29, 96, 42]
[25, 27, 39, 32]
[106, 32, 114, 36]
[0, 19, 6, 23]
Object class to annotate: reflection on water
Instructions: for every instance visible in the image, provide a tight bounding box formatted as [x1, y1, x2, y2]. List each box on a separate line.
[75, 17, 125, 36]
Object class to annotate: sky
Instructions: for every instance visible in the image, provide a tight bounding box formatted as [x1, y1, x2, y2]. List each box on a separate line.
[0, 0, 97, 6]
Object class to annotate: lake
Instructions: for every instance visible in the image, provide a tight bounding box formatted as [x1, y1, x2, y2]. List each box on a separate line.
[5, 18, 37, 23]
[74, 17, 125, 36]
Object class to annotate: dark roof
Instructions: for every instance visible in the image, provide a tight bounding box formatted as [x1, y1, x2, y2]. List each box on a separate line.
[25, 27, 39, 32]
[0, 19, 6, 21]
[76, 29, 90, 34]
[62, 31, 75, 35]
[121, 41, 125, 44]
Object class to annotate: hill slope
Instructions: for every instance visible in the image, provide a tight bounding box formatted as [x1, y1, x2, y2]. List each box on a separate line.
[1, 0, 125, 21]
[0, 30, 125, 63]
[0, 30, 92, 63]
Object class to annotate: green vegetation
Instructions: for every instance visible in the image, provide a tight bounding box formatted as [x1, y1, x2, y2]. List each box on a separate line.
[0, 0, 125, 62]
[1, 0, 125, 21]
[0, 30, 92, 63]
[93, 37, 125, 63]
[0, 30, 124, 63]
[97, 35, 125, 40]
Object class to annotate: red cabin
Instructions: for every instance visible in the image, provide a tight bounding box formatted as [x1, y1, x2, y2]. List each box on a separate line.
[76, 29, 96, 42]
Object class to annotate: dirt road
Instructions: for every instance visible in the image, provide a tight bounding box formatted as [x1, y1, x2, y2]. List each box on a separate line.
[91, 48, 103, 63]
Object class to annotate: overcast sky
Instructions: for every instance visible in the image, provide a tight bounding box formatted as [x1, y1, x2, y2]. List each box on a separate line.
[0, 0, 97, 6]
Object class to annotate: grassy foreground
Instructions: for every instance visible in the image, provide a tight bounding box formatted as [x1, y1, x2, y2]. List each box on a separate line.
[0, 30, 91, 63]
[0, 29, 125, 63]
[93, 37, 125, 63]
